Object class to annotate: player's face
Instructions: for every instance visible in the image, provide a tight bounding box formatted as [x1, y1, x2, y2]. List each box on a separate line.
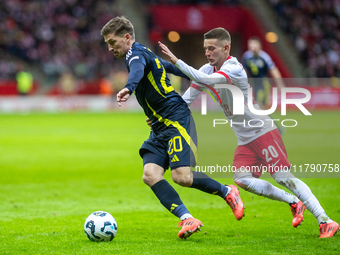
[204, 39, 229, 68]
[248, 40, 261, 55]
[104, 33, 131, 59]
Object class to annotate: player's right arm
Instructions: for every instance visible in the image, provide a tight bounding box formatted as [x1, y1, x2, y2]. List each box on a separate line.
[117, 55, 146, 106]
[159, 58, 190, 80]
[158, 41, 228, 86]
[175, 60, 228, 85]
[117, 88, 130, 106]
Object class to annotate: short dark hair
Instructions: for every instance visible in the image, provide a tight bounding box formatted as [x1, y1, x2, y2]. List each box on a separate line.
[248, 36, 262, 45]
[204, 27, 231, 45]
[101, 16, 135, 39]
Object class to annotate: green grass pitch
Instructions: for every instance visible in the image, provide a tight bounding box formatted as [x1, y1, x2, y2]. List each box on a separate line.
[0, 110, 339, 254]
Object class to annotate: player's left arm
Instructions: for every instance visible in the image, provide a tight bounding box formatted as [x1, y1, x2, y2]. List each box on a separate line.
[269, 67, 285, 89]
[158, 41, 228, 86]
[182, 83, 204, 106]
[263, 51, 285, 90]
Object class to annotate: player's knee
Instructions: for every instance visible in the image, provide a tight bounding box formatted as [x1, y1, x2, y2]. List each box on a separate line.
[234, 171, 253, 190]
[142, 166, 163, 187]
[142, 171, 154, 186]
[234, 176, 251, 190]
[272, 170, 296, 187]
[171, 168, 192, 187]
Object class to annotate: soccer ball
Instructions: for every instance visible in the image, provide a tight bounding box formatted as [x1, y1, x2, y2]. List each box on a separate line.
[84, 211, 118, 242]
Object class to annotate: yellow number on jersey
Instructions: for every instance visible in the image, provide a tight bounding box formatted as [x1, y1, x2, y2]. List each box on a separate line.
[154, 58, 174, 94]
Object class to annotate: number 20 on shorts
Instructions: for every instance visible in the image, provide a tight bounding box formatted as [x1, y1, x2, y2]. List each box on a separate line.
[262, 145, 279, 163]
[168, 136, 183, 155]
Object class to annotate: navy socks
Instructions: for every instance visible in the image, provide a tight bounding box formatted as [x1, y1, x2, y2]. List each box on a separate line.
[191, 171, 229, 198]
[150, 173, 230, 219]
[151, 179, 190, 218]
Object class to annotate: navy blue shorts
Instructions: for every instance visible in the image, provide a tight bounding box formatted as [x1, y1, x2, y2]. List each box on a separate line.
[140, 114, 197, 170]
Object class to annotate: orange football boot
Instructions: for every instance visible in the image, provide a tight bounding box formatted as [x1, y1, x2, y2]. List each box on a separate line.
[178, 218, 203, 239]
[319, 221, 339, 238]
[290, 201, 306, 227]
[225, 185, 244, 220]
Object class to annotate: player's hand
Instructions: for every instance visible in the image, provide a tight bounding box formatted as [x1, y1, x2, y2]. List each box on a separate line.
[117, 88, 130, 107]
[158, 41, 179, 65]
[146, 117, 152, 130]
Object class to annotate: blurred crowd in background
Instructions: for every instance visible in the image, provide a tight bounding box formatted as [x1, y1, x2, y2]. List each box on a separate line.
[0, 0, 120, 83]
[270, 0, 340, 77]
[143, 0, 243, 5]
[0, 0, 339, 96]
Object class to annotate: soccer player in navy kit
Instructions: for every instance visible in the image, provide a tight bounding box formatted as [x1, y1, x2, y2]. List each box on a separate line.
[101, 16, 244, 239]
[242, 37, 286, 134]
[241, 37, 285, 109]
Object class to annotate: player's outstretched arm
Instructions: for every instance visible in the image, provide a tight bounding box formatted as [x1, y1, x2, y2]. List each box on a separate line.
[117, 88, 130, 107]
[158, 41, 179, 64]
[159, 58, 190, 80]
[158, 41, 227, 86]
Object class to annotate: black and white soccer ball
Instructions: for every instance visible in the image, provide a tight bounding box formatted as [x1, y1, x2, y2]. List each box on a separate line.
[84, 211, 118, 242]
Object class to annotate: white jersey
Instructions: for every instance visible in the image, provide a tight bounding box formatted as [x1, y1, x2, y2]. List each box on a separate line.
[177, 56, 277, 145]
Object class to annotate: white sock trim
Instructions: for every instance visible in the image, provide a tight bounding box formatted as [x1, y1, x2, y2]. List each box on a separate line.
[224, 185, 231, 198]
[317, 213, 332, 225]
[180, 213, 193, 221]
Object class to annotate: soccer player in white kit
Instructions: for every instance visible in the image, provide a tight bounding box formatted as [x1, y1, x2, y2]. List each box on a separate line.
[158, 27, 339, 238]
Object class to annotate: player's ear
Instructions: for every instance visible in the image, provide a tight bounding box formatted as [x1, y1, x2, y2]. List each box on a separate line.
[224, 43, 230, 53]
[125, 33, 131, 42]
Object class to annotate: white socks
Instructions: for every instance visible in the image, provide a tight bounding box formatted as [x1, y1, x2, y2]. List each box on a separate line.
[180, 213, 193, 221]
[235, 170, 332, 225]
[224, 185, 232, 198]
[272, 170, 331, 224]
[235, 172, 299, 204]
[316, 213, 333, 224]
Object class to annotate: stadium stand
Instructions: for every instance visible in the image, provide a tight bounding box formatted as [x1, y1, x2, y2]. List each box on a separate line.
[1, 0, 339, 97]
[269, 0, 340, 77]
[143, 0, 243, 4]
[0, 0, 120, 93]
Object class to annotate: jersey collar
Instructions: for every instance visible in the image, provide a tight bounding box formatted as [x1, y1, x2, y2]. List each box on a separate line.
[213, 55, 232, 72]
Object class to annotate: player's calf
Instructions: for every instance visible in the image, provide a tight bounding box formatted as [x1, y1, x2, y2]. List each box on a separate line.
[171, 167, 193, 187]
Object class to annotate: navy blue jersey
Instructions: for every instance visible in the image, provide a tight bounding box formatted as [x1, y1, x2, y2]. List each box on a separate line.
[241, 50, 275, 78]
[124, 42, 190, 131]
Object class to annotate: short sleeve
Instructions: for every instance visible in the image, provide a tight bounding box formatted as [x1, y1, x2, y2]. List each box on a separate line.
[260, 51, 275, 69]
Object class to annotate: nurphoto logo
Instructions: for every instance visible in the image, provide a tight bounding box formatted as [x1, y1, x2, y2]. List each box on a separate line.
[200, 85, 312, 128]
